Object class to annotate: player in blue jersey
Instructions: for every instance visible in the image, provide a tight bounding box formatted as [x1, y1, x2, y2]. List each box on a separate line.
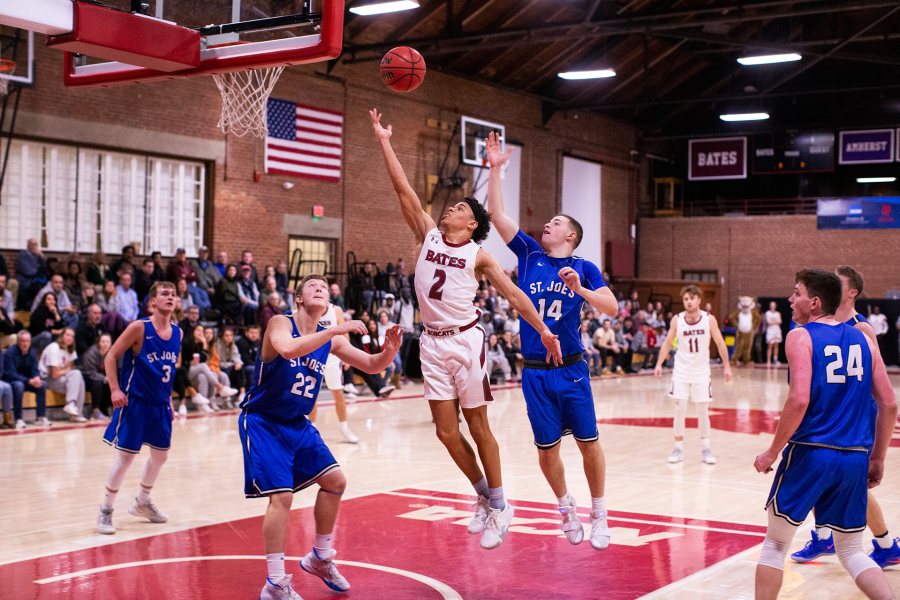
[243, 274, 402, 600]
[97, 281, 181, 535]
[791, 265, 900, 568]
[484, 132, 619, 550]
[754, 269, 897, 600]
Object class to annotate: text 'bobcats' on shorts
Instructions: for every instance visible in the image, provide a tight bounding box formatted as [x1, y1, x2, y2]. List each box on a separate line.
[419, 326, 493, 409]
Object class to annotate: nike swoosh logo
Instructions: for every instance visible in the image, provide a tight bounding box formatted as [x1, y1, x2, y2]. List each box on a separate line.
[574, 377, 584, 383]
[146, 336, 154, 340]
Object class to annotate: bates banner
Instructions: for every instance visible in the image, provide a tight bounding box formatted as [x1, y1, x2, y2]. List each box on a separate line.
[838, 129, 894, 164]
[688, 137, 747, 180]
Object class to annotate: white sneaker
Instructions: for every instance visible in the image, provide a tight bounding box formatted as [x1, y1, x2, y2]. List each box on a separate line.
[70, 414, 88, 423]
[36, 417, 52, 427]
[667, 447, 684, 463]
[300, 549, 350, 592]
[15, 419, 26, 430]
[219, 385, 239, 397]
[467, 495, 490, 534]
[480, 503, 514, 550]
[192, 393, 210, 405]
[590, 509, 611, 550]
[128, 497, 169, 523]
[702, 447, 717, 465]
[63, 402, 79, 417]
[343, 383, 358, 395]
[178, 401, 188, 416]
[340, 423, 359, 444]
[97, 506, 115, 535]
[377, 384, 396, 398]
[200, 404, 215, 414]
[558, 496, 584, 544]
[260, 574, 303, 600]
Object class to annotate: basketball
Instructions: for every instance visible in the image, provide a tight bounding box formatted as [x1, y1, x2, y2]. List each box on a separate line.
[380, 46, 426, 93]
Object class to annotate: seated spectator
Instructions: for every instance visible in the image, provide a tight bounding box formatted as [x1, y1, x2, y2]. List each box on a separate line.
[630, 322, 660, 371]
[75, 303, 110, 356]
[190, 245, 221, 301]
[86, 250, 109, 287]
[238, 264, 261, 325]
[377, 293, 396, 319]
[236, 324, 261, 386]
[64, 259, 86, 313]
[216, 327, 244, 400]
[134, 258, 158, 302]
[274, 260, 289, 296]
[503, 308, 520, 337]
[182, 324, 237, 411]
[108, 245, 136, 283]
[31, 274, 79, 328]
[479, 311, 495, 338]
[614, 321, 635, 374]
[0, 274, 24, 348]
[115, 272, 140, 322]
[580, 320, 601, 375]
[354, 320, 395, 397]
[329, 282, 347, 311]
[3, 331, 48, 429]
[96, 280, 129, 337]
[176, 278, 195, 313]
[80, 332, 113, 420]
[499, 330, 522, 380]
[204, 326, 236, 409]
[213, 250, 228, 277]
[0, 349, 13, 428]
[258, 292, 283, 336]
[178, 304, 201, 337]
[485, 333, 513, 383]
[216, 264, 243, 325]
[29, 291, 66, 355]
[376, 310, 402, 385]
[593, 319, 623, 374]
[39, 327, 87, 422]
[259, 276, 288, 313]
[239, 250, 259, 285]
[15, 238, 48, 310]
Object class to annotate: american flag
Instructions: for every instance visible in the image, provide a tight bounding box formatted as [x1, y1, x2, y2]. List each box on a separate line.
[265, 99, 343, 182]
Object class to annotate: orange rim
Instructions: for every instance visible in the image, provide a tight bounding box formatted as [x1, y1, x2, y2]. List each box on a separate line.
[0, 58, 15, 73]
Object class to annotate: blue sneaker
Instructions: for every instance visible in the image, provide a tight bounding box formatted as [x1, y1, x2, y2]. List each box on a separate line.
[300, 549, 350, 593]
[790, 530, 835, 562]
[869, 538, 900, 569]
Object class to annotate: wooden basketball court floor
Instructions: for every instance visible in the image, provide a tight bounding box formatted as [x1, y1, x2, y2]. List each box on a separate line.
[2, 367, 898, 599]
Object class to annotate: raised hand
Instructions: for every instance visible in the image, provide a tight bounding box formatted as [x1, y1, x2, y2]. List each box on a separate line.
[382, 325, 403, 356]
[485, 131, 512, 168]
[369, 108, 393, 140]
[558, 267, 583, 294]
[336, 319, 368, 336]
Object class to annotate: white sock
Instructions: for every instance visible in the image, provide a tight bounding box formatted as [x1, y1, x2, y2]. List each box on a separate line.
[674, 441, 684, 450]
[557, 494, 572, 506]
[473, 477, 489, 499]
[875, 532, 894, 549]
[314, 533, 334, 558]
[339, 421, 350, 429]
[101, 486, 118, 510]
[816, 526, 832, 540]
[591, 497, 606, 514]
[137, 484, 151, 503]
[488, 486, 505, 510]
[266, 553, 285, 580]
[701, 438, 711, 449]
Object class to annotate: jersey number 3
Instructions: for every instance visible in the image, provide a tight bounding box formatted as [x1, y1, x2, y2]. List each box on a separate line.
[824, 344, 864, 383]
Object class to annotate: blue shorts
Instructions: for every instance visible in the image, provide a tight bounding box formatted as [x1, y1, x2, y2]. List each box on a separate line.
[766, 443, 869, 532]
[239, 411, 339, 498]
[521, 359, 598, 448]
[103, 400, 173, 453]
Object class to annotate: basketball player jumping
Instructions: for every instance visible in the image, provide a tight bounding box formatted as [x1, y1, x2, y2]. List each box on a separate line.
[754, 269, 896, 599]
[789, 265, 900, 569]
[654, 285, 732, 464]
[370, 108, 562, 550]
[241, 274, 402, 600]
[97, 281, 181, 535]
[484, 132, 618, 550]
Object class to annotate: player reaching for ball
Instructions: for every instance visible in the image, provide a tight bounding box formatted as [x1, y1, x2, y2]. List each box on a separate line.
[370, 108, 562, 551]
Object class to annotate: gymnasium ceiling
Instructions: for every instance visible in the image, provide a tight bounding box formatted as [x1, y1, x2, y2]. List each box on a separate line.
[340, 0, 900, 140]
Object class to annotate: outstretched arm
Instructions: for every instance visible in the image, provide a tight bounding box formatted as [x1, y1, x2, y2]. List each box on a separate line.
[654, 315, 679, 376]
[484, 131, 518, 243]
[332, 325, 403, 373]
[265, 316, 367, 361]
[370, 109, 436, 243]
[708, 315, 733, 382]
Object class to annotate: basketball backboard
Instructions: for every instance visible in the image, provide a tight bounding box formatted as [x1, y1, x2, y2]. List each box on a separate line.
[0, 27, 34, 89]
[460, 115, 505, 168]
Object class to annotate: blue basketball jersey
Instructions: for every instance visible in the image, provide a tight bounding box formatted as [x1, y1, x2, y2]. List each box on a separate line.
[120, 319, 181, 405]
[791, 322, 875, 451]
[846, 312, 869, 326]
[241, 313, 331, 424]
[508, 230, 606, 360]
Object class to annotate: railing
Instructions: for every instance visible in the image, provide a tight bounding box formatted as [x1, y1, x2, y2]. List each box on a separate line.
[680, 196, 819, 217]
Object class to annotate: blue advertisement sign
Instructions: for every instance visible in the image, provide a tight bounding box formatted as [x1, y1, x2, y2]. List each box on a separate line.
[838, 129, 894, 164]
[817, 197, 900, 229]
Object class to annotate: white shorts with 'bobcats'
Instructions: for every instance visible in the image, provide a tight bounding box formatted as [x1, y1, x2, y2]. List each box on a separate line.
[668, 377, 712, 403]
[420, 325, 493, 409]
[323, 353, 343, 391]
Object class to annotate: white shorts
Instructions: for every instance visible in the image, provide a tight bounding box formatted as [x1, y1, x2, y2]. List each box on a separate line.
[669, 378, 712, 403]
[323, 354, 343, 390]
[420, 325, 492, 409]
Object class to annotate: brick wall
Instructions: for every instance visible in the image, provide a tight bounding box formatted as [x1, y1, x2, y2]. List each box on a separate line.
[3, 41, 638, 278]
[638, 215, 900, 314]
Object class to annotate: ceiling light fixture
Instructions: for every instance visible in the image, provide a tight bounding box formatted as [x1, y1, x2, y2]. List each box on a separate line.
[558, 69, 616, 80]
[856, 176, 896, 183]
[719, 112, 769, 122]
[737, 53, 802, 66]
[349, 1, 420, 16]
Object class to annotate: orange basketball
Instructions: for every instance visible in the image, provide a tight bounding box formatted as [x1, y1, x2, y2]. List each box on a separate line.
[380, 46, 426, 93]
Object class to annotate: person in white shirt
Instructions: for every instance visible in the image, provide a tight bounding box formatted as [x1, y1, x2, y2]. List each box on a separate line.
[764, 301, 783, 366]
[40, 327, 86, 422]
[868, 305, 889, 361]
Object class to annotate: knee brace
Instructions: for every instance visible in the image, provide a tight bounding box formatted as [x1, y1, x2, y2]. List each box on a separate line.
[834, 531, 880, 579]
[759, 507, 797, 570]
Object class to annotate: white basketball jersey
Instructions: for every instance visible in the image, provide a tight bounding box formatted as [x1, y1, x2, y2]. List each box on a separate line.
[673, 310, 711, 381]
[415, 228, 479, 329]
[318, 303, 338, 329]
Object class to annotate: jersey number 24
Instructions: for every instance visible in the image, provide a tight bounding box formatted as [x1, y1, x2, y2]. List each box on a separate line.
[824, 344, 864, 383]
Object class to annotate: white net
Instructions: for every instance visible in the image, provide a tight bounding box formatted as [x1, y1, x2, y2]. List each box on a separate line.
[213, 66, 285, 137]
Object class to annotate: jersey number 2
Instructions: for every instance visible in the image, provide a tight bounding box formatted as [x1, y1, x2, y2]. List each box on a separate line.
[824, 344, 864, 383]
[291, 374, 316, 398]
[429, 269, 446, 300]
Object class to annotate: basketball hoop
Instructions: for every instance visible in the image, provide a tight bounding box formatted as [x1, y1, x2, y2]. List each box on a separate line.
[0, 59, 17, 97]
[213, 66, 285, 138]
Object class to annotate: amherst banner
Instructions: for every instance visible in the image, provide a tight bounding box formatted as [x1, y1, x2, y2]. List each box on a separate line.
[688, 137, 747, 181]
[838, 129, 894, 164]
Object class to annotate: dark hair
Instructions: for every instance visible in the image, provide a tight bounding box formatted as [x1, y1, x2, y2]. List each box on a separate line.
[835, 265, 864, 297]
[680, 284, 702, 298]
[122, 245, 135, 255]
[143, 258, 155, 266]
[41, 291, 58, 307]
[558, 214, 584, 249]
[463, 197, 492, 244]
[795, 269, 841, 316]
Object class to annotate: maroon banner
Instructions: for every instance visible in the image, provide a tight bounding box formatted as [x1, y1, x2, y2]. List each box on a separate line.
[688, 137, 747, 180]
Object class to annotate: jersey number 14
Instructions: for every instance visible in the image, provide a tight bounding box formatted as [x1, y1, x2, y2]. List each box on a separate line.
[537, 298, 562, 320]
